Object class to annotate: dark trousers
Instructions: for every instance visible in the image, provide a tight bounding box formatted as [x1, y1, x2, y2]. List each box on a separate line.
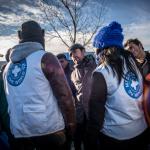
[0, 132, 10, 150]
[99, 128, 150, 150]
[62, 130, 72, 150]
[73, 121, 100, 150]
[9, 130, 66, 150]
[73, 122, 87, 150]
[0, 138, 10, 150]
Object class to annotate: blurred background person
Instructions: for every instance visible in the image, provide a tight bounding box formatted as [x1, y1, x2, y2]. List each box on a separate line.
[57, 53, 76, 98]
[69, 43, 96, 150]
[124, 38, 150, 77]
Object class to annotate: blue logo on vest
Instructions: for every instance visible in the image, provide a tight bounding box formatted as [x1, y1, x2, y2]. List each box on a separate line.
[7, 59, 27, 86]
[124, 71, 142, 99]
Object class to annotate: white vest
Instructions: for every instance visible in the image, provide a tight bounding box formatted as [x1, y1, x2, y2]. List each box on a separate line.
[95, 60, 147, 140]
[4, 50, 65, 138]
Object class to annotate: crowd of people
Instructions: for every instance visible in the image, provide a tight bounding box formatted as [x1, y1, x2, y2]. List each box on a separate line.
[0, 20, 150, 150]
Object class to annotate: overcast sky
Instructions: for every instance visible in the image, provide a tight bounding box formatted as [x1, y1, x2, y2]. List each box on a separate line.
[104, 0, 150, 49]
[106, 0, 150, 23]
[0, 0, 150, 60]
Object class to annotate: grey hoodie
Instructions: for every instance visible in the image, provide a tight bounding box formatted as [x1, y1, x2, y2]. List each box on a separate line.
[10, 42, 44, 63]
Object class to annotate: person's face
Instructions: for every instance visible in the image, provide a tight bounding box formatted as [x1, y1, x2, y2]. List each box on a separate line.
[126, 42, 145, 59]
[59, 58, 68, 69]
[71, 49, 85, 64]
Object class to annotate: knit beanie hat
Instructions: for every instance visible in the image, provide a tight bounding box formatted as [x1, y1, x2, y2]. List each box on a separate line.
[93, 21, 124, 50]
[19, 20, 45, 47]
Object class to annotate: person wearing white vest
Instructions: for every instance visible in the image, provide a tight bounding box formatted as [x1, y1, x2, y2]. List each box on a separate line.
[3, 20, 76, 150]
[87, 21, 150, 150]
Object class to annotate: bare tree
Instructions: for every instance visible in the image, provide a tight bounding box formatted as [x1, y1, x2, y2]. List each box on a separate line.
[38, 0, 107, 48]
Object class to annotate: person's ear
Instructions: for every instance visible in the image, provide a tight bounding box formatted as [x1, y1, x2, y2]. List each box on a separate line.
[18, 30, 22, 40]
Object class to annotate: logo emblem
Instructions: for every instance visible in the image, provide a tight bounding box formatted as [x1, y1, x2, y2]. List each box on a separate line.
[7, 59, 27, 86]
[124, 71, 142, 99]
